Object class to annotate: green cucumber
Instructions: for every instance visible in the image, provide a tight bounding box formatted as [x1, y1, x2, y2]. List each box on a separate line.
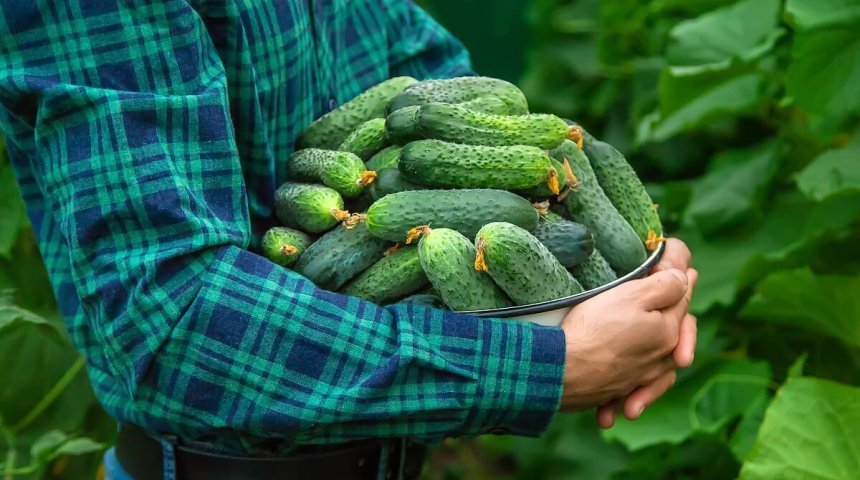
[518, 157, 572, 198]
[365, 189, 540, 242]
[398, 140, 556, 191]
[341, 246, 428, 304]
[540, 211, 566, 223]
[287, 149, 375, 198]
[475, 222, 583, 305]
[294, 220, 390, 290]
[453, 96, 509, 115]
[571, 250, 618, 290]
[408, 103, 575, 149]
[338, 118, 389, 160]
[274, 182, 348, 233]
[368, 168, 425, 201]
[385, 106, 423, 145]
[365, 145, 402, 171]
[417, 227, 511, 311]
[554, 140, 647, 274]
[298, 76, 417, 149]
[261, 227, 313, 267]
[395, 293, 447, 308]
[583, 131, 663, 247]
[532, 219, 594, 268]
[387, 76, 528, 115]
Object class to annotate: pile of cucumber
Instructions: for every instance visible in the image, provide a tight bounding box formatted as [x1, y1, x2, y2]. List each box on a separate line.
[263, 76, 664, 311]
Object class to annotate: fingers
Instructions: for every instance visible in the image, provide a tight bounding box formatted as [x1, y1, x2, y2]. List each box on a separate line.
[673, 314, 698, 367]
[596, 399, 622, 429]
[623, 369, 678, 420]
[651, 238, 692, 273]
[633, 268, 689, 311]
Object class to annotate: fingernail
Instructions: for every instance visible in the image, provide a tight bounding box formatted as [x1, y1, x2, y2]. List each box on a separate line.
[637, 405, 646, 416]
[688, 354, 695, 367]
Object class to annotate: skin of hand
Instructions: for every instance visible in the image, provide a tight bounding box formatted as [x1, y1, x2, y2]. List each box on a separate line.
[559, 262, 691, 413]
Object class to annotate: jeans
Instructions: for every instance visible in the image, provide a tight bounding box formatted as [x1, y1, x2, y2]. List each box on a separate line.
[103, 448, 135, 480]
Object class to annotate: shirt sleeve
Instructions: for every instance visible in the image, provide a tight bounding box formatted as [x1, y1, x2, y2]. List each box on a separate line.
[0, 0, 564, 446]
[382, 0, 476, 78]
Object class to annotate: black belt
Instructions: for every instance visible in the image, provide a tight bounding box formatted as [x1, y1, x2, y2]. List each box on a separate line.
[115, 423, 427, 480]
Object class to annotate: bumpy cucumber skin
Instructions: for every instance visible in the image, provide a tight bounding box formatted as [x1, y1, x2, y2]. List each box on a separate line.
[298, 76, 417, 149]
[554, 140, 647, 274]
[368, 168, 425, 201]
[571, 250, 618, 290]
[274, 182, 344, 233]
[365, 189, 540, 242]
[519, 157, 569, 198]
[413, 103, 570, 149]
[338, 118, 389, 160]
[399, 140, 552, 190]
[341, 246, 428, 304]
[287, 149, 368, 198]
[476, 222, 583, 305]
[533, 219, 595, 268]
[294, 221, 389, 290]
[365, 145, 402, 171]
[385, 106, 423, 145]
[261, 227, 312, 267]
[418, 228, 511, 311]
[454, 96, 509, 115]
[583, 133, 662, 241]
[395, 293, 447, 308]
[387, 76, 528, 115]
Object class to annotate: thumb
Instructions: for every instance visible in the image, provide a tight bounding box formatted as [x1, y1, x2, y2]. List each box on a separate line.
[632, 269, 688, 311]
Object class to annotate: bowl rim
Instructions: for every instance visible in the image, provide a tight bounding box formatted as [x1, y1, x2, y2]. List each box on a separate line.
[464, 240, 666, 318]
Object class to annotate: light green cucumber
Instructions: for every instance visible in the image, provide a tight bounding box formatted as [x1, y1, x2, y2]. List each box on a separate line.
[453, 96, 510, 115]
[287, 148, 375, 198]
[518, 157, 572, 198]
[395, 293, 447, 308]
[368, 168, 426, 201]
[570, 250, 618, 290]
[532, 219, 595, 268]
[341, 246, 428, 304]
[274, 182, 348, 233]
[294, 220, 390, 290]
[365, 145, 402, 171]
[261, 227, 313, 267]
[338, 118, 389, 160]
[387, 76, 528, 115]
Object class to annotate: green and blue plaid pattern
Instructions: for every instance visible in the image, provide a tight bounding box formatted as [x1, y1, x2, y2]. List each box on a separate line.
[0, 0, 565, 454]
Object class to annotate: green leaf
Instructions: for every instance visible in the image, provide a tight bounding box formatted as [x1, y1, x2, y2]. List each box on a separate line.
[0, 160, 24, 258]
[728, 394, 769, 462]
[54, 437, 104, 456]
[741, 268, 860, 348]
[740, 377, 860, 480]
[683, 140, 780, 233]
[602, 359, 771, 451]
[666, 0, 782, 71]
[785, 0, 860, 116]
[796, 141, 860, 201]
[30, 430, 69, 463]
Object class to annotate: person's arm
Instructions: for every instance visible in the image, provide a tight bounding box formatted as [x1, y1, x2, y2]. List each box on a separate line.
[0, 1, 562, 445]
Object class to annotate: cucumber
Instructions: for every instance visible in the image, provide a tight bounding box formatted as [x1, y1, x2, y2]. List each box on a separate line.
[518, 157, 573, 198]
[274, 182, 348, 233]
[475, 222, 583, 305]
[387, 76, 528, 115]
[399, 140, 557, 191]
[416, 227, 511, 311]
[341, 246, 428, 304]
[554, 140, 647, 274]
[365, 189, 540, 242]
[540, 210, 566, 223]
[453, 95, 509, 115]
[287, 149, 376, 198]
[365, 145, 402, 171]
[261, 227, 313, 267]
[395, 293, 447, 308]
[571, 250, 618, 290]
[298, 76, 417, 149]
[338, 118, 389, 160]
[532, 219, 594, 268]
[583, 132, 663, 249]
[368, 168, 425, 201]
[294, 220, 390, 290]
[385, 106, 423, 145]
[407, 103, 575, 150]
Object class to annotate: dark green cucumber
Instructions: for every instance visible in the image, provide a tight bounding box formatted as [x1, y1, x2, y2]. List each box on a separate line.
[365, 145, 402, 171]
[294, 220, 389, 290]
[365, 189, 540, 242]
[518, 157, 572, 198]
[287, 149, 375, 198]
[298, 76, 417, 149]
[453, 96, 509, 115]
[571, 250, 618, 290]
[395, 293, 447, 308]
[554, 140, 647, 274]
[583, 132, 663, 247]
[398, 140, 556, 191]
[368, 168, 425, 201]
[341, 246, 428, 304]
[274, 182, 348, 233]
[532, 219, 595, 268]
[261, 227, 313, 267]
[417, 227, 511, 311]
[409, 103, 574, 149]
[338, 118, 389, 160]
[385, 106, 422, 145]
[387, 76, 528, 115]
[475, 222, 583, 305]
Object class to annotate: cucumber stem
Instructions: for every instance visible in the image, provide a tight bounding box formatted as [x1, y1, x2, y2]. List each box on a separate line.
[358, 170, 378, 186]
[474, 236, 488, 272]
[645, 230, 667, 251]
[567, 125, 584, 149]
[405, 225, 431, 244]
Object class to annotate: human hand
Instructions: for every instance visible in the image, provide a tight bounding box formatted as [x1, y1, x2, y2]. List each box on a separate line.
[559, 266, 690, 412]
[596, 238, 698, 427]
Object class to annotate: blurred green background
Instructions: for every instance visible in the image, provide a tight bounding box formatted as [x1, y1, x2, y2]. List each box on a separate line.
[2, 1, 859, 479]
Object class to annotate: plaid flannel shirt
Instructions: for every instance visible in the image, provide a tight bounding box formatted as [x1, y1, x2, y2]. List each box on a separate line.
[0, 0, 565, 454]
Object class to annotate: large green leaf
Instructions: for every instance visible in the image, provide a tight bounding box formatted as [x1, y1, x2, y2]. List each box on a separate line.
[0, 160, 24, 258]
[741, 268, 860, 348]
[785, 0, 860, 116]
[740, 377, 860, 480]
[796, 140, 860, 201]
[666, 0, 782, 72]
